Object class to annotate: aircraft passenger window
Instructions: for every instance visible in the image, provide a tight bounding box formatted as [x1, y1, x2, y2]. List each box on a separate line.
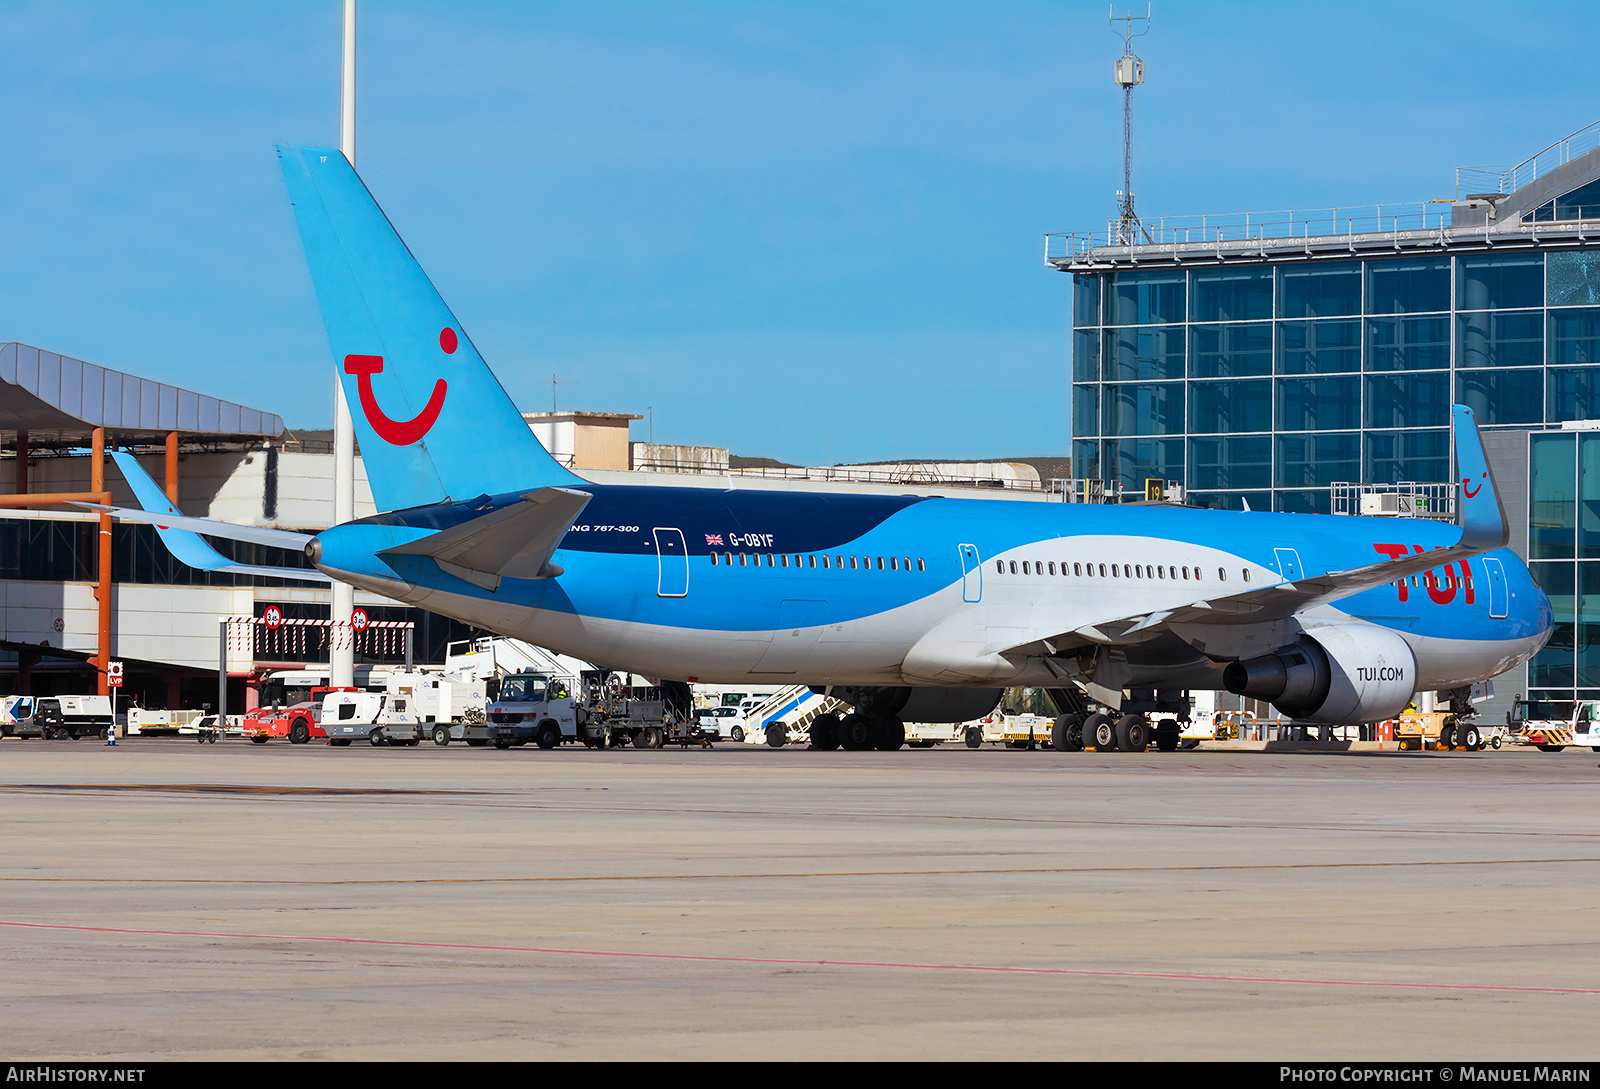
[1123, 565, 1131, 578]
[1110, 565, 1118, 578]
[1195, 568, 1203, 580]
[780, 554, 788, 568]
[850, 557, 858, 570]
[1157, 566, 1165, 579]
[1099, 564, 1107, 576]
[724, 553, 732, 565]
[917, 559, 926, 572]
[995, 561, 1003, 574]
[835, 555, 844, 569]
[1073, 563, 1081, 576]
[1022, 561, 1030, 575]
[1048, 562, 1055, 575]
[739, 554, 747, 567]
[1217, 567, 1225, 580]
[1135, 565, 1143, 578]
[1243, 570, 1251, 582]
[877, 557, 885, 570]
[890, 557, 898, 571]
[710, 553, 718, 566]
[822, 556, 831, 569]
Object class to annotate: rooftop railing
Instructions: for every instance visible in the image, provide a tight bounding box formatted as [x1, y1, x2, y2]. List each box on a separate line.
[1456, 119, 1600, 197]
[1046, 202, 1455, 263]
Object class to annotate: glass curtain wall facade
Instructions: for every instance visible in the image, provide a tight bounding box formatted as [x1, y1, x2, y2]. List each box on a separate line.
[1527, 430, 1600, 703]
[1072, 248, 1600, 513]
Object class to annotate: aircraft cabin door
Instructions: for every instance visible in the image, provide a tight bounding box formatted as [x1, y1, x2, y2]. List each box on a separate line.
[959, 544, 982, 603]
[1274, 547, 1303, 581]
[1483, 556, 1508, 619]
[653, 528, 689, 598]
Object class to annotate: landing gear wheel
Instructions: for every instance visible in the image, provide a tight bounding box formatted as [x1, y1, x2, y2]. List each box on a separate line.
[839, 713, 872, 751]
[1051, 714, 1083, 752]
[536, 723, 562, 750]
[809, 713, 841, 751]
[289, 719, 311, 745]
[875, 718, 905, 751]
[1438, 723, 1456, 750]
[1114, 714, 1149, 753]
[1154, 724, 1179, 752]
[1082, 713, 1115, 752]
[766, 722, 788, 748]
[432, 725, 451, 746]
[1459, 724, 1481, 751]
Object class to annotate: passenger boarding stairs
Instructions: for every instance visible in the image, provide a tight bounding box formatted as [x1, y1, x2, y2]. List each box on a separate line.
[743, 685, 848, 746]
[445, 636, 593, 683]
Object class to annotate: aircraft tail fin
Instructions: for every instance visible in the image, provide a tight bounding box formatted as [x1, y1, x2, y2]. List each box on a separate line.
[276, 146, 582, 513]
[1453, 404, 1510, 551]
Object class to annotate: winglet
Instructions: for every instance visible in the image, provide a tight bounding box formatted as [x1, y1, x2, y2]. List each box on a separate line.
[1453, 404, 1509, 551]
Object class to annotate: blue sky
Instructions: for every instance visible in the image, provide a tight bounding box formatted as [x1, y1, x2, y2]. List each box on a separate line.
[4, 1, 1599, 465]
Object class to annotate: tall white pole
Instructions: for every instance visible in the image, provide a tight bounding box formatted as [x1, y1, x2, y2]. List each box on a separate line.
[331, 0, 357, 690]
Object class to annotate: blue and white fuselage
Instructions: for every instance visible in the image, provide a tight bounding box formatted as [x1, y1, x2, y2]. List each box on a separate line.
[101, 146, 1552, 732]
[312, 480, 1549, 704]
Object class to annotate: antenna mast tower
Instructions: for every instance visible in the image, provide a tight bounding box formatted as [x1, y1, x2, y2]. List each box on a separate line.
[1110, 6, 1151, 244]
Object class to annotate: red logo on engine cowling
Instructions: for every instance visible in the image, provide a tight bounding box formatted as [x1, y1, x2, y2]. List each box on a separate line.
[343, 354, 448, 445]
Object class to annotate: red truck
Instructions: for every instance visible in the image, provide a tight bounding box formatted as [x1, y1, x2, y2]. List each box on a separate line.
[242, 686, 356, 744]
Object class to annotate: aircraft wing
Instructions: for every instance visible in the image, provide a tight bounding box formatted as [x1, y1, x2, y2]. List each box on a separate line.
[1003, 403, 1507, 654]
[379, 487, 592, 591]
[76, 452, 331, 582]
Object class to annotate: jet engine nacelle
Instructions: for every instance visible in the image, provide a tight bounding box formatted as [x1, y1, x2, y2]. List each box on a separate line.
[1221, 624, 1417, 725]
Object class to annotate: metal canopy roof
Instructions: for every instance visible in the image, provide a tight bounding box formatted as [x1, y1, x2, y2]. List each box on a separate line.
[0, 342, 283, 446]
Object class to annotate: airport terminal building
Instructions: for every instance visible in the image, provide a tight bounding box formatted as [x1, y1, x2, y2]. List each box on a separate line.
[1054, 122, 1600, 709]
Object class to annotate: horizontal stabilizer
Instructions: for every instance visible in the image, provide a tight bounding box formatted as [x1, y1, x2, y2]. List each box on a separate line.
[380, 487, 592, 591]
[80, 452, 330, 582]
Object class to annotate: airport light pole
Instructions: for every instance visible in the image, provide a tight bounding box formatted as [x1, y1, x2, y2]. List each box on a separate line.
[331, 0, 357, 690]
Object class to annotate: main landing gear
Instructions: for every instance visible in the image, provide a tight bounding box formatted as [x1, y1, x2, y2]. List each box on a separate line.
[1051, 711, 1179, 753]
[808, 712, 906, 751]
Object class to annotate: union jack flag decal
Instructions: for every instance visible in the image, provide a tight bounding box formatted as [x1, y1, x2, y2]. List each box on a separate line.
[704, 534, 724, 546]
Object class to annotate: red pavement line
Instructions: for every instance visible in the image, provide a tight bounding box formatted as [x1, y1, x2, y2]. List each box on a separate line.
[3, 919, 1596, 996]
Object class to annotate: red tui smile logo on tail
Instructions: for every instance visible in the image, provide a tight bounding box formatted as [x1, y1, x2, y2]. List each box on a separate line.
[343, 329, 458, 445]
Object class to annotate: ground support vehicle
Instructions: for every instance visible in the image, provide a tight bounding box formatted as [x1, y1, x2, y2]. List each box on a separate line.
[4, 696, 114, 740]
[486, 671, 694, 749]
[319, 690, 420, 746]
[741, 688, 847, 748]
[387, 673, 488, 746]
[242, 687, 355, 744]
[125, 708, 207, 737]
[1506, 698, 1579, 752]
[901, 721, 963, 747]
